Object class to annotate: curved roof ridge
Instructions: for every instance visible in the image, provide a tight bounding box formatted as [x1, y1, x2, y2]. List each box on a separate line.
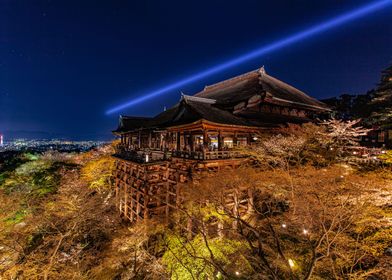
[197, 67, 262, 95]
[260, 73, 327, 107]
[181, 94, 216, 104]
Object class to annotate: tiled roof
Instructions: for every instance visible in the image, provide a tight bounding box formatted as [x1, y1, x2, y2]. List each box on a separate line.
[114, 66, 329, 133]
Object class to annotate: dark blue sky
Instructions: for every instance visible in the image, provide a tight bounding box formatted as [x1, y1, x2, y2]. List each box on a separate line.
[1, 0, 391, 140]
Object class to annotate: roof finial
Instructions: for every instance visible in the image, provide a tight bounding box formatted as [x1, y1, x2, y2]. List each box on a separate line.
[180, 91, 186, 102]
[259, 65, 266, 75]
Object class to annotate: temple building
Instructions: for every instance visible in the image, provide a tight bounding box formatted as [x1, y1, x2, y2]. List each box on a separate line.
[112, 67, 329, 223]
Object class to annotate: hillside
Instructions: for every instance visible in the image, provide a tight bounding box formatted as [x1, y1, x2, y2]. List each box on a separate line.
[1, 130, 392, 279]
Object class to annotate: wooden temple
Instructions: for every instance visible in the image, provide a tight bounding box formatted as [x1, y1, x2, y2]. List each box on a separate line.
[112, 67, 329, 223]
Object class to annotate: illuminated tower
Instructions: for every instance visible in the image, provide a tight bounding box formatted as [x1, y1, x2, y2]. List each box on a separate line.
[0, 134, 3, 146]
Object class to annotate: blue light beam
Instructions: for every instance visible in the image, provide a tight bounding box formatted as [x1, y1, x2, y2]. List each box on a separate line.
[106, 0, 392, 115]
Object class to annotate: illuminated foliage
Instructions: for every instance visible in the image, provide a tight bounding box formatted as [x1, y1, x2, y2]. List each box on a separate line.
[0, 141, 391, 279]
[81, 155, 115, 192]
[379, 150, 392, 164]
[162, 235, 251, 280]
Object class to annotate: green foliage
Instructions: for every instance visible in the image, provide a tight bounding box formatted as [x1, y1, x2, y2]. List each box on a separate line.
[0, 153, 76, 199]
[362, 228, 392, 256]
[15, 159, 51, 176]
[379, 150, 392, 165]
[2, 158, 62, 196]
[3, 209, 28, 225]
[162, 234, 251, 279]
[81, 155, 115, 192]
[23, 153, 39, 161]
[0, 171, 10, 186]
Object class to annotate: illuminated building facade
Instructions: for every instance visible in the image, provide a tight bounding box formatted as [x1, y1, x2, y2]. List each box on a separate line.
[112, 67, 330, 223]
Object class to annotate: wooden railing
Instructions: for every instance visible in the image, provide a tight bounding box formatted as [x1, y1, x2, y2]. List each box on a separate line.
[204, 150, 244, 160]
[171, 150, 204, 160]
[115, 145, 169, 163]
[115, 144, 246, 162]
[172, 150, 245, 160]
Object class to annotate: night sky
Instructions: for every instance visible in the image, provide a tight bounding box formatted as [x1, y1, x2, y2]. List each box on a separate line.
[1, 0, 391, 140]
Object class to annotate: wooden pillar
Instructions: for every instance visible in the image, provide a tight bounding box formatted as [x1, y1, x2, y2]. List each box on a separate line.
[203, 129, 208, 158]
[136, 166, 141, 221]
[130, 179, 134, 222]
[180, 132, 185, 151]
[136, 190, 141, 221]
[183, 132, 187, 150]
[165, 162, 170, 224]
[233, 132, 238, 147]
[248, 133, 252, 146]
[247, 188, 255, 214]
[177, 132, 181, 150]
[123, 177, 129, 219]
[218, 130, 222, 150]
[189, 132, 194, 152]
[148, 131, 152, 148]
[158, 133, 162, 150]
[165, 182, 170, 223]
[144, 186, 149, 220]
[203, 130, 208, 147]
[233, 190, 239, 230]
[138, 131, 141, 149]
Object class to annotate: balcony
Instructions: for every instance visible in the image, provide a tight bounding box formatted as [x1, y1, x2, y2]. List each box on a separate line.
[114, 145, 169, 163]
[172, 150, 244, 160]
[115, 144, 246, 163]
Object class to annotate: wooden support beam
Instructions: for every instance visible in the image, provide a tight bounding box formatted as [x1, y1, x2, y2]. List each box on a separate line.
[130, 178, 134, 221]
[144, 186, 149, 219]
[136, 189, 141, 221]
[232, 189, 239, 230]
[165, 162, 170, 224]
[123, 175, 129, 218]
[248, 188, 255, 214]
[148, 131, 152, 148]
[177, 132, 181, 150]
[189, 132, 194, 152]
[218, 130, 222, 150]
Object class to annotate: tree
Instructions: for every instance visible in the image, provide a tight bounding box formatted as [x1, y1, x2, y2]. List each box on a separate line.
[164, 121, 388, 279]
[81, 155, 115, 193]
[368, 64, 392, 125]
[318, 118, 370, 158]
[171, 166, 391, 280]
[242, 123, 330, 169]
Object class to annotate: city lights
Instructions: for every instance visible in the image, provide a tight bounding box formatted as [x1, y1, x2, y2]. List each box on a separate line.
[0, 139, 106, 153]
[106, 0, 392, 114]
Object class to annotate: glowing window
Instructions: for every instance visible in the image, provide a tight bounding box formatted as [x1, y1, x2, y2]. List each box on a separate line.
[224, 137, 233, 148]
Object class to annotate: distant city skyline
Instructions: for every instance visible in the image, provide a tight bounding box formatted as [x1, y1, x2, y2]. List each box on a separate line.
[1, 0, 391, 139]
[0, 129, 110, 141]
[0, 137, 107, 153]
